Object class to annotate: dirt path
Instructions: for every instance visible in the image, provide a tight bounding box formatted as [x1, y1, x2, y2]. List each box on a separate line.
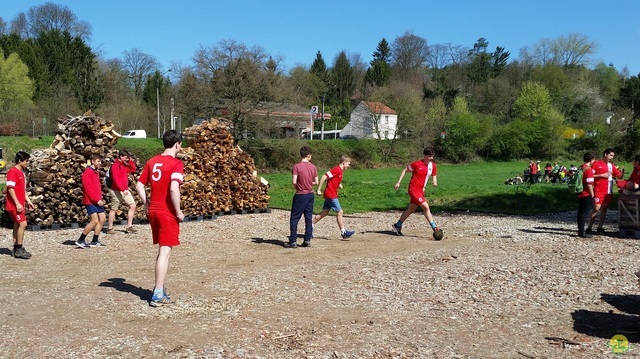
[0, 209, 638, 358]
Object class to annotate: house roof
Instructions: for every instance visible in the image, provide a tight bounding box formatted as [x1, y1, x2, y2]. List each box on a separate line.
[362, 101, 396, 115]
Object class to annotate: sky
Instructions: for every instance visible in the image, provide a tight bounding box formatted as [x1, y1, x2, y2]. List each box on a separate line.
[2, 0, 640, 77]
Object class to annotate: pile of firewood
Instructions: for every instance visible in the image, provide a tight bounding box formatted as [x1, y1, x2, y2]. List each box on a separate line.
[25, 111, 122, 225]
[181, 118, 270, 216]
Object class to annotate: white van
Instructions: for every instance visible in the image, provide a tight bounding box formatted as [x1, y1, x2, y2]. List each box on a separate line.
[121, 130, 147, 138]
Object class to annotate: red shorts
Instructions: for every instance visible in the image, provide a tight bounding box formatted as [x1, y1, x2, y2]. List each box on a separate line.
[409, 189, 426, 205]
[149, 211, 180, 246]
[594, 193, 613, 206]
[7, 210, 26, 223]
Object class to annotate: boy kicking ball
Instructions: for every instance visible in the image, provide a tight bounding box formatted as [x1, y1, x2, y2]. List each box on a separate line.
[313, 155, 355, 240]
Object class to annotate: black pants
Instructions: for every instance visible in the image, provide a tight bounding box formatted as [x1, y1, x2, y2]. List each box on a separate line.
[289, 193, 314, 244]
[577, 195, 594, 235]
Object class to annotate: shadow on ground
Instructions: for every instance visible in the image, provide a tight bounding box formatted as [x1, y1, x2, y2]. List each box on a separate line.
[98, 277, 151, 301]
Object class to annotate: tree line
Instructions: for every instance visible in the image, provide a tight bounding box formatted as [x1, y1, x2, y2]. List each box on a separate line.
[1, 2, 640, 163]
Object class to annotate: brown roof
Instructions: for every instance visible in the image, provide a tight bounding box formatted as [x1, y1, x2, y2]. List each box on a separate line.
[363, 101, 395, 115]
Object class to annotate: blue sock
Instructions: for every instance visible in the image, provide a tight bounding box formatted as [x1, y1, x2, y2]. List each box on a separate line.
[430, 221, 437, 229]
[395, 220, 403, 227]
[153, 287, 164, 299]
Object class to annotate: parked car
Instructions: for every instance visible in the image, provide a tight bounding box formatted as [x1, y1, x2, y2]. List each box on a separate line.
[121, 130, 147, 138]
[340, 135, 357, 140]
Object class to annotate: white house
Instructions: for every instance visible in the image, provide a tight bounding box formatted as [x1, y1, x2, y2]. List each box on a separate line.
[340, 101, 398, 139]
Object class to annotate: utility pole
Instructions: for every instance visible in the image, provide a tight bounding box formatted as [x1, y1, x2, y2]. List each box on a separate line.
[170, 97, 175, 130]
[321, 93, 326, 140]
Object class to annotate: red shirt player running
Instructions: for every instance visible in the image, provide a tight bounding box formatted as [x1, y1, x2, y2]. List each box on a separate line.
[5, 151, 35, 259]
[136, 130, 184, 307]
[392, 148, 442, 239]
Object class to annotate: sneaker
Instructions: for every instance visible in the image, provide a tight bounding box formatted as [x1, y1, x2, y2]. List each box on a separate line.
[341, 230, 355, 239]
[596, 228, 606, 234]
[12, 247, 32, 259]
[301, 241, 311, 247]
[391, 223, 403, 236]
[105, 228, 115, 234]
[125, 226, 138, 233]
[585, 228, 594, 234]
[284, 242, 297, 249]
[89, 241, 105, 247]
[578, 232, 593, 238]
[75, 240, 89, 249]
[149, 295, 173, 307]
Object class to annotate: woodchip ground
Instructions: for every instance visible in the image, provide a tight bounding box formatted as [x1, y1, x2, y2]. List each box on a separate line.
[0, 209, 638, 358]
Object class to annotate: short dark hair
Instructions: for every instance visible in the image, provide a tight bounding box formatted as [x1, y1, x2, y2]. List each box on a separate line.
[583, 152, 595, 162]
[423, 148, 435, 156]
[15, 151, 30, 163]
[163, 130, 182, 149]
[118, 149, 131, 157]
[603, 148, 615, 156]
[634, 155, 640, 163]
[300, 146, 312, 158]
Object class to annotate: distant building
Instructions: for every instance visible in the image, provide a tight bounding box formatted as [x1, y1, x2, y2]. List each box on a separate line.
[340, 101, 397, 139]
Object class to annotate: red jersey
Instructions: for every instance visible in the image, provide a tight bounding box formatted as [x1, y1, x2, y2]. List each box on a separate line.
[529, 162, 538, 175]
[627, 166, 640, 185]
[138, 155, 184, 215]
[577, 164, 595, 198]
[5, 166, 26, 211]
[110, 158, 137, 191]
[292, 161, 317, 195]
[592, 160, 622, 196]
[323, 165, 343, 199]
[407, 160, 437, 193]
[82, 166, 103, 205]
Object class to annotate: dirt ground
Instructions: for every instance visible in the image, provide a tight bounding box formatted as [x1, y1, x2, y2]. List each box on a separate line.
[0, 209, 638, 358]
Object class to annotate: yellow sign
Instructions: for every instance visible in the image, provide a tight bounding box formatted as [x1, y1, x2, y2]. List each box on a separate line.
[609, 334, 629, 354]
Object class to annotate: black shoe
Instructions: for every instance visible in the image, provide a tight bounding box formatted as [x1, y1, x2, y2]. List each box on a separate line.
[284, 242, 297, 249]
[301, 241, 311, 247]
[585, 228, 594, 234]
[391, 223, 403, 236]
[578, 232, 593, 238]
[596, 228, 606, 234]
[13, 247, 32, 259]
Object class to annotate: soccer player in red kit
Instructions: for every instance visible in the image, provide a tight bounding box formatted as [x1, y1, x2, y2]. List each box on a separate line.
[392, 148, 441, 237]
[136, 130, 184, 307]
[313, 155, 355, 239]
[5, 151, 35, 259]
[587, 148, 623, 234]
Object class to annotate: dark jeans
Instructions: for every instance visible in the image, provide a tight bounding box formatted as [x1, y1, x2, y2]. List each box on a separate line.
[289, 193, 314, 244]
[577, 195, 594, 235]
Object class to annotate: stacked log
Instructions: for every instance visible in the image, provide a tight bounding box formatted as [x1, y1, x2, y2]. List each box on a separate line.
[181, 118, 270, 216]
[27, 111, 123, 225]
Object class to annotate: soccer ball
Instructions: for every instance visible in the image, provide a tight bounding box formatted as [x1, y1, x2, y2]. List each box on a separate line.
[433, 229, 444, 241]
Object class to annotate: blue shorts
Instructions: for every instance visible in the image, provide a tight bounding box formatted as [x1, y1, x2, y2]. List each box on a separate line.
[323, 198, 342, 212]
[86, 204, 105, 215]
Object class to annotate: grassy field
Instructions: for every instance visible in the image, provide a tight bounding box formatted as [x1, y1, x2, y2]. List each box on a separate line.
[263, 161, 630, 215]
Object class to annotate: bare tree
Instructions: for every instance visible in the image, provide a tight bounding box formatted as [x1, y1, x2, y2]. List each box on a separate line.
[0, 17, 7, 35]
[193, 39, 275, 140]
[426, 43, 453, 70]
[556, 33, 597, 67]
[122, 48, 159, 98]
[9, 2, 91, 40]
[390, 31, 429, 82]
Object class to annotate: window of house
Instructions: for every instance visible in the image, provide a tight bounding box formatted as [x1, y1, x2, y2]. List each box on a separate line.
[385, 116, 389, 124]
[384, 130, 389, 138]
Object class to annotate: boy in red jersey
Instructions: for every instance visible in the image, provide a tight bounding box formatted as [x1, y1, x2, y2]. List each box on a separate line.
[577, 152, 595, 238]
[313, 155, 355, 239]
[106, 150, 138, 234]
[5, 151, 35, 259]
[616, 155, 640, 193]
[392, 148, 441, 238]
[587, 148, 623, 234]
[76, 155, 107, 248]
[287, 146, 318, 248]
[135, 130, 184, 307]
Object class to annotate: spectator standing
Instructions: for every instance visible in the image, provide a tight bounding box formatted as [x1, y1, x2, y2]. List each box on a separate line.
[106, 150, 138, 234]
[135, 130, 184, 307]
[528, 160, 538, 184]
[587, 148, 624, 234]
[544, 163, 553, 183]
[392, 148, 441, 237]
[76, 155, 107, 248]
[5, 151, 35, 259]
[577, 153, 595, 238]
[287, 146, 318, 248]
[313, 155, 355, 239]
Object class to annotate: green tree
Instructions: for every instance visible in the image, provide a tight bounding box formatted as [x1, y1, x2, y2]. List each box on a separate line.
[309, 50, 329, 86]
[365, 39, 391, 87]
[0, 49, 34, 112]
[440, 97, 491, 163]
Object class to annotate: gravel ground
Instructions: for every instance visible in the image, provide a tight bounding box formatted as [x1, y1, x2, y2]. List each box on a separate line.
[0, 208, 638, 359]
